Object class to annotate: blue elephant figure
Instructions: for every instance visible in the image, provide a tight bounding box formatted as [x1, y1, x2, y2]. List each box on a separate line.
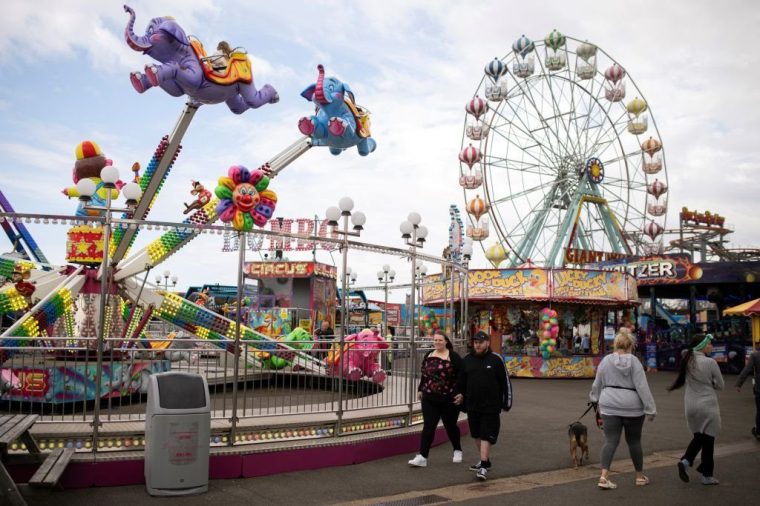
[123, 5, 278, 114]
[298, 65, 377, 156]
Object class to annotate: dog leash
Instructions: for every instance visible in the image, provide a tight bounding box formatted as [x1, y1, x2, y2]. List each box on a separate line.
[576, 402, 604, 429]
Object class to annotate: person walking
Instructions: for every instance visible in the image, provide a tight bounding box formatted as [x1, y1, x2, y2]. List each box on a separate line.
[460, 331, 512, 481]
[590, 328, 656, 489]
[668, 333, 724, 485]
[735, 348, 760, 440]
[408, 333, 464, 467]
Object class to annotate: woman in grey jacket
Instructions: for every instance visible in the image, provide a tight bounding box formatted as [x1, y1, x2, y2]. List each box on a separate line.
[590, 328, 656, 489]
[668, 334, 724, 485]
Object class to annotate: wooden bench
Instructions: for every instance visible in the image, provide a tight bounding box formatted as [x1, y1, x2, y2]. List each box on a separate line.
[29, 447, 75, 488]
[0, 414, 41, 506]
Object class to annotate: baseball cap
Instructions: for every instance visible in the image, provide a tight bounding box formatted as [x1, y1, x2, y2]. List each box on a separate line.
[472, 331, 489, 341]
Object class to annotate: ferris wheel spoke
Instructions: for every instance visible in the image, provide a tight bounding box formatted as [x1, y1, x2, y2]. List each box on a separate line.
[538, 71, 580, 156]
[509, 76, 566, 166]
[584, 109, 628, 159]
[491, 102, 560, 168]
[528, 74, 570, 162]
[530, 56, 579, 158]
[490, 180, 557, 206]
[485, 155, 541, 169]
[486, 118, 550, 168]
[581, 86, 626, 158]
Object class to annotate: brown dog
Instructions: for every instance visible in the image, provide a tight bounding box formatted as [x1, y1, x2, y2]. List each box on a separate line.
[568, 422, 589, 468]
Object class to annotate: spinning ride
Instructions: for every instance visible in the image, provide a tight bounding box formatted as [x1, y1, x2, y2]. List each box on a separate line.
[460, 31, 668, 267]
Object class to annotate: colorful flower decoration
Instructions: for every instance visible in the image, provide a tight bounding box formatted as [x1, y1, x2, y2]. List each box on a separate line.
[215, 165, 277, 231]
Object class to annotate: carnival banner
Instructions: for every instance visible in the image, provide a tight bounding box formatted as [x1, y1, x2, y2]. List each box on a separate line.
[551, 269, 629, 301]
[604, 254, 760, 286]
[504, 355, 601, 378]
[467, 269, 549, 299]
[422, 268, 637, 305]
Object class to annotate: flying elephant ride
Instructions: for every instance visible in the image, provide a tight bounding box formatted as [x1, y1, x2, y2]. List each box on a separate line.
[123, 4, 279, 114]
[298, 64, 377, 156]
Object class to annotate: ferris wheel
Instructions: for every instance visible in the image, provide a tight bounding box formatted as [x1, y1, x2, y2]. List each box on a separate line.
[459, 30, 668, 268]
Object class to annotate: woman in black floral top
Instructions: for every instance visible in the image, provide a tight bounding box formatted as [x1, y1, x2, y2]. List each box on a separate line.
[408, 333, 464, 467]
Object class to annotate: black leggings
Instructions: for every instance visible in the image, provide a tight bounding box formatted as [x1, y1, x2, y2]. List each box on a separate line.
[682, 432, 715, 477]
[419, 395, 461, 458]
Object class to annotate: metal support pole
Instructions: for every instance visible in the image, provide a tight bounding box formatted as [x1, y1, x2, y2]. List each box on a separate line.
[229, 231, 246, 444]
[383, 279, 388, 338]
[91, 191, 112, 449]
[336, 215, 349, 435]
[407, 228, 418, 421]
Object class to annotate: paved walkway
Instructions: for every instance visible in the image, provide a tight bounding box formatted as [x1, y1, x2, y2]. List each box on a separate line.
[21, 372, 760, 505]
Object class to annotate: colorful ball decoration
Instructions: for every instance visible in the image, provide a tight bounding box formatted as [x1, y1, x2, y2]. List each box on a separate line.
[215, 165, 277, 231]
[538, 307, 559, 360]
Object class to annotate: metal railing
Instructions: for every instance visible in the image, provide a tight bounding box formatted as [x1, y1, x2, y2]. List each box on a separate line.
[0, 337, 431, 429]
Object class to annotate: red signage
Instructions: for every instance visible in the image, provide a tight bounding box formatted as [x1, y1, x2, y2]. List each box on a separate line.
[565, 248, 628, 265]
[680, 208, 725, 227]
[244, 261, 337, 279]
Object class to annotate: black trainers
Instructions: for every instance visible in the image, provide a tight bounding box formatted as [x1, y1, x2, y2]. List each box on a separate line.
[469, 461, 483, 471]
[677, 459, 690, 483]
[476, 467, 488, 481]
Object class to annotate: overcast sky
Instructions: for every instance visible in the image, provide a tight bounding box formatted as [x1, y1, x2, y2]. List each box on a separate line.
[1, 0, 758, 302]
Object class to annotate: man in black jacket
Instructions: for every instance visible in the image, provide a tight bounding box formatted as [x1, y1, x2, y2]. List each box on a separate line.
[460, 331, 511, 481]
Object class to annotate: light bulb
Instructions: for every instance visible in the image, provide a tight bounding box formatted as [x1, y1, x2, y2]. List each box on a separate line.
[407, 212, 422, 226]
[325, 206, 341, 224]
[382, 264, 390, 273]
[100, 166, 120, 185]
[351, 211, 366, 230]
[400, 221, 413, 238]
[75, 178, 96, 200]
[122, 182, 142, 204]
[416, 225, 428, 240]
[338, 196, 354, 213]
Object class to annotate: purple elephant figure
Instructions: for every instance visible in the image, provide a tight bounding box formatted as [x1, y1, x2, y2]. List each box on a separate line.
[123, 5, 278, 114]
[298, 65, 377, 156]
[342, 329, 389, 383]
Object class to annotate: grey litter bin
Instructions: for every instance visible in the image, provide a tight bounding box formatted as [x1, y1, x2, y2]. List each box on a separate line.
[145, 371, 210, 496]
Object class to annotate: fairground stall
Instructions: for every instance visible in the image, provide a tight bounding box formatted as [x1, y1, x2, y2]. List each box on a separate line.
[244, 260, 337, 335]
[606, 253, 760, 373]
[422, 267, 638, 378]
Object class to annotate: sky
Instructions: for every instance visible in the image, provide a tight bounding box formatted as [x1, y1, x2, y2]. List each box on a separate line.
[1, 0, 759, 303]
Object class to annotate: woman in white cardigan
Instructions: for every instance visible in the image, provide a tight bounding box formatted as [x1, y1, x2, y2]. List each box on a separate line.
[667, 333, 724, 485]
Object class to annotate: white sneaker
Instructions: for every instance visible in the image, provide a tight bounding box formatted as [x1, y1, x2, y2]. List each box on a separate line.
[408, 454, 428, 467]
[453, 450, 463, 463]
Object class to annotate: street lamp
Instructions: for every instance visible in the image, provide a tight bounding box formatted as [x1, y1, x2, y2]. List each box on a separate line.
[155, 269, 178, 292]
[326, 197, 365, 341]
[377, 265, 396, 336]
[401, 212, 426, 418]
[76, 165, 141, 448]
[326, 197, 365, 431]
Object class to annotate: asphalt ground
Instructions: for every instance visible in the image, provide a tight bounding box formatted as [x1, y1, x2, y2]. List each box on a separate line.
[21, 371, 760, 505]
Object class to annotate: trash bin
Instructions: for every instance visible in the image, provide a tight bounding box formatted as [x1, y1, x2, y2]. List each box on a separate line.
[144, 371, 210, 496]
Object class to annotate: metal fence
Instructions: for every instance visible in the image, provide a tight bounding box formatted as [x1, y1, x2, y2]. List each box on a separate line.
[0, 337, 432, 427]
